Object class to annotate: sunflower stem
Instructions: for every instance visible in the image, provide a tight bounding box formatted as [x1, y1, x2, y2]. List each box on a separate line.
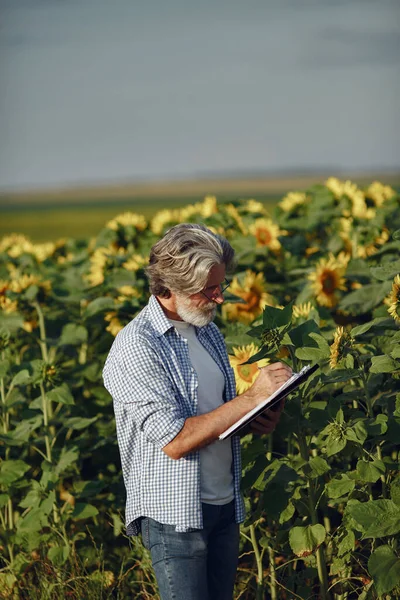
[249, 523, 265, 600]
[376, 444, 387, 498]
[268, 544, 278, 600]
[40, 382, 52, 463]
[33, 300, 49, 363]
[298, 431, 330, 600]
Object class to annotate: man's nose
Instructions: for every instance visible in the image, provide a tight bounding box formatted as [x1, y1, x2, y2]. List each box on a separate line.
[213, 288, 225, 304]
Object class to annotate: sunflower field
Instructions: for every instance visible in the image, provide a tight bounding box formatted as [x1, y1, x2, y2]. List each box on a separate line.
[1, 178, 400, 600]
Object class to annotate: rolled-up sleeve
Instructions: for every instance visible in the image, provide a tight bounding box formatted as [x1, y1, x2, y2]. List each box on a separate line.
[103, 336, 185, 448]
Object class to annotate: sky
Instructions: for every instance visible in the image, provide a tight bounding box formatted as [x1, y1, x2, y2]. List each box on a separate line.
[0, 0, 399, 191]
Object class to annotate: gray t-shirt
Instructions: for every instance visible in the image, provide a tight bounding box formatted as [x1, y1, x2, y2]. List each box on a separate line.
[168, 318, 234, 505]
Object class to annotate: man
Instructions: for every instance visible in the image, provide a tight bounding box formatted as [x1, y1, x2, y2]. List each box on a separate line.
[103, 223, 292, 600]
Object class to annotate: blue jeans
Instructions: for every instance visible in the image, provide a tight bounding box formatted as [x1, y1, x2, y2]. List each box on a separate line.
[141, 501, 240, 600]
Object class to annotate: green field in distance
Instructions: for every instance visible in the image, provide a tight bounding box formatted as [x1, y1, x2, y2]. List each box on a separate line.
[1, 172, 398, 242]
[0, 194, 279, 242]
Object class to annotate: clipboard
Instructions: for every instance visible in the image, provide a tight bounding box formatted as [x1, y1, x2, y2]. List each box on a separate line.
[219, 363, 319, 440]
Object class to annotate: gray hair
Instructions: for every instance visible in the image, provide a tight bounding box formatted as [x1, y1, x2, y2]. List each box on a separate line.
[146, 223, 235, 298]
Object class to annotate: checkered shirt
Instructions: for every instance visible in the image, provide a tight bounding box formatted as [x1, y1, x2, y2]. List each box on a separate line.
[103, 295, 245, 535]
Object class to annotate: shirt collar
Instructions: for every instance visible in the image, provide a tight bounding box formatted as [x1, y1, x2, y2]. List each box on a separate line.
[147, 295, 175, 337]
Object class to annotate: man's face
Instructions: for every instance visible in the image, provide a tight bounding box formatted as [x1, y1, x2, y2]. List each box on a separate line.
[175, 263, 226, 327]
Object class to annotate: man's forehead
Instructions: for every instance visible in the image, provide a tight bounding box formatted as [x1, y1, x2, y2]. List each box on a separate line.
[205, 263, 226, 286]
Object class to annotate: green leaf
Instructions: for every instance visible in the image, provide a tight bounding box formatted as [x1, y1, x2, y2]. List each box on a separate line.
[347, 499, 400, 538]
[262, 303, 293, 328]
[16, 507, 49, 533]
[5, 416, 43, 445]
[326, 437, 347, 457]
[368, 545, 400, 596]
[63, 416, 98, 430]
[59, 323, 88, 346]
[73, 480, 106, 499]
[244, 345, 272, 364]
[279, 502, 295, 524]
[352, 317, 390, 337]
[356, 459, 385, 483]
[367, 414, 388, 436]
[72, 503, 99, 520]
[337, 530, 355, 557]
[111, 512, 124, 537]
[370, 355, 398, 374]
[47, 384, 75, 405]
[55, 447, 79, 476]
[48, 545, 70, 567]
[370, 259, 400, 281]
[84, 297, 116, 317]
[0, 359, 10, 378]
[295, 346, 327, 362]
[345, 421, 368, 445]
[0, 493, 10, 508]
[320, 369, 361, 384]
[339, 282, 392, 313]
[19, 482, 42, 509]
[11, 369, 30, 387]
[326, 475, 355, 499]
[41, 490, 56, 516]
[391, 346, 400, 359]
[0, 459, 30, 486]
[308, 456, 330, 478]
[393, 229, 400, 240]
[391, 476, 400, 506]
[289, 320, 321, 349]
[289, 524, 326, 557]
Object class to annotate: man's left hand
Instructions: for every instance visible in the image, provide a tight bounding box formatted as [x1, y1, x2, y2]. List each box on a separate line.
[249, 399, 285, 435]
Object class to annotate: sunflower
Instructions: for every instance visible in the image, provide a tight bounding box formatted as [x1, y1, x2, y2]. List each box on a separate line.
[229, 343, 269, 394]
[222, 270, 273, 324]
[104, 312, 124, 337]
[385, 274, 400, 323]
[122, 254, 149, 272]
[308, 254, 348, 308]
[9, 274, 51, 295]
[278, 192, 307, 212]
[365, 181, 396, 207]
[0, 280, 18, 314]
[150, 209, 181, 235]
[199, 195, 218, 217]
[0, 233, 33, 257]
[243, 199, 266, 214]
[248, 218, 287, 251]
[329, 326, 354, 369]
[292, 302, 314, 321]
[106, 212, 147, 232]
[116, 285, 141, 303]
[356, 228, 390, 259]
[86, 247, 126, 287]
[30, 242, 56, 262]
[339, 181, 376, 220]
[86, 248, 109, 286]
[325, 177, 345, 199]
[224, 204, 248, 235]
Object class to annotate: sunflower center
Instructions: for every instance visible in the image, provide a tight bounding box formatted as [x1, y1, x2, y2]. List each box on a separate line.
[321, 271, 337, 294]
[256, 228, 272, 245]
[240, 289, 261, 310]
[237, 363, 258, 383]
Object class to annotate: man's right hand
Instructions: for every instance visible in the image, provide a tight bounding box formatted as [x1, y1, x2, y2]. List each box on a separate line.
[246, 362, 293, 405]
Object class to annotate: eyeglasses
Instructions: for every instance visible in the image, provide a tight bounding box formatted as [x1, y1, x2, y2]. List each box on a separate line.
[200, 278, 230, 302]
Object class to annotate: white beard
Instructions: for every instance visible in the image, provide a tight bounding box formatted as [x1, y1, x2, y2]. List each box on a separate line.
[175, 295, 217, 327]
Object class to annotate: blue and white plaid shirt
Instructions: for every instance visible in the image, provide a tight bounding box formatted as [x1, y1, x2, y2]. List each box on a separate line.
[103, 294, 245, 535]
